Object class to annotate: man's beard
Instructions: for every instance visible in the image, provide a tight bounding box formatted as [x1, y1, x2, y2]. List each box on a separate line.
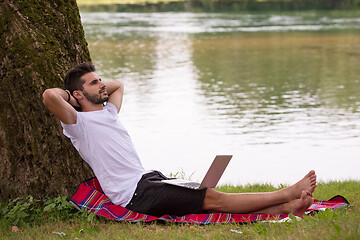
[83, 90, 109, 104]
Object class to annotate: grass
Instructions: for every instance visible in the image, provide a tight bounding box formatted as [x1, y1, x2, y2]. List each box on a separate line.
[0, 180, 359, 239]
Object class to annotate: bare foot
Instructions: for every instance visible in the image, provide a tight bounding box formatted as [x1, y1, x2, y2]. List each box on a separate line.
[251, 190, 314, 215]
[282, 170, 317, 201]
[290, 190, 314, 217]
[295, 170, 317, 194]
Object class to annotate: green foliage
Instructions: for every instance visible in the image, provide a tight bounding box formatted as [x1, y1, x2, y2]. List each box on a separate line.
[253, 222, 268, 236]
[169, 169, 194, 180]
[0, 195, 95, 227]
[216, 182, 279, 193]
[0, 196, 41, 226]
[43, 196, 77, 220]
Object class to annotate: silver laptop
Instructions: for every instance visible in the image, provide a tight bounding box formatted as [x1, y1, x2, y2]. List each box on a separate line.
[161, 155, 232, 189]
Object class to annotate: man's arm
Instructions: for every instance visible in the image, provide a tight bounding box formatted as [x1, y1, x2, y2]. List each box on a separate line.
[43, 88, 78, 124]
[105, 81, 124, 113]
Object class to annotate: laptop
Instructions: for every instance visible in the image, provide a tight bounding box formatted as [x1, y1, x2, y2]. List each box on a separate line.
[161, 155, 232, 189]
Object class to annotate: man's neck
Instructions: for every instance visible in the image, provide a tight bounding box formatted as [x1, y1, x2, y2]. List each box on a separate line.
[81, 103, 104, 112]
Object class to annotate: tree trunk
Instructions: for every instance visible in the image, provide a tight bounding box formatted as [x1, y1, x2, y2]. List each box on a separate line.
[0, 0, 94, 202]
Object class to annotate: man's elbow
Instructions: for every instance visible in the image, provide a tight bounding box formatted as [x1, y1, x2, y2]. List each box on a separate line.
[42, 89, 56, 107]
[116, 81, 124, 90]
[114, 81, 124, 93]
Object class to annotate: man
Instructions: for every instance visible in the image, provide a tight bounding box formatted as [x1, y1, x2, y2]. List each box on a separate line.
[43, 62, 317, 217]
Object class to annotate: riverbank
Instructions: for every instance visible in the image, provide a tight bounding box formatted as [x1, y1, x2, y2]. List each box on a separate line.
[77, 0, 183, 5]
[1, 180, 359, 239]
[77, 0, 360, 12]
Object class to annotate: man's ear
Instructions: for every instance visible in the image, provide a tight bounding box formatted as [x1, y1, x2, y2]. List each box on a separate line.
[72, 90, 83, 100]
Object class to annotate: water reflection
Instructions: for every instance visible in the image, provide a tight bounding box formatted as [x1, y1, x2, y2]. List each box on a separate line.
[193, 33, 360, 132]
[81, 11, 360, 185]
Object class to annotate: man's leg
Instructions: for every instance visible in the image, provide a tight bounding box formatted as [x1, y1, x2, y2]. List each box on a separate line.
[251, 190, 313, 216]
[202, 170, 316, 214]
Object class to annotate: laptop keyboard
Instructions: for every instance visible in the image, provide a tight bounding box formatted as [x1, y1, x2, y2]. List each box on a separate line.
[178, 182, 201, 189]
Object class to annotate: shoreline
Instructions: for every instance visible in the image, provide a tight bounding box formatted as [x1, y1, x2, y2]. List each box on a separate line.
[77, 0, 184, 6]
[77, 1, 360, 12]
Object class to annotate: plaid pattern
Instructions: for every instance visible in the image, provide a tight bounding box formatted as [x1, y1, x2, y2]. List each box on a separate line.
[70, 178, 349, 224]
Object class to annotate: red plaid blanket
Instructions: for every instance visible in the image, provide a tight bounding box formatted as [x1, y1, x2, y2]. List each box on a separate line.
[70, 178, 349, 224]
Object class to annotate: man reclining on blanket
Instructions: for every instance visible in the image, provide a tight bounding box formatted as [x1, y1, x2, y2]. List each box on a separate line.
[43, 62, 317, 217]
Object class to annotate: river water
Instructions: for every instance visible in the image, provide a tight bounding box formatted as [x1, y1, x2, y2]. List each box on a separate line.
[80, 10, 360, 186]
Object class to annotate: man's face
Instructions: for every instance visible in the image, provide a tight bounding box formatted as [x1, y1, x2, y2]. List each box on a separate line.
[80, 72, 109, 104]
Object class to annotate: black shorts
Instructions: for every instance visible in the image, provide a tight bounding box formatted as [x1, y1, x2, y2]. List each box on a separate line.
[125, 171, 207, 217]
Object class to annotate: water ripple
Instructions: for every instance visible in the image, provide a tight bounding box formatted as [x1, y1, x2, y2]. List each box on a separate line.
[81, 12, 360, 38]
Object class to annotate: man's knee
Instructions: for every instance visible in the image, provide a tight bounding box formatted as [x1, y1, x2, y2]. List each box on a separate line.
[202, 188, 226, 212]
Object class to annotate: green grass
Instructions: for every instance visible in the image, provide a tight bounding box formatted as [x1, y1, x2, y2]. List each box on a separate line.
[0, 180, 359, 239]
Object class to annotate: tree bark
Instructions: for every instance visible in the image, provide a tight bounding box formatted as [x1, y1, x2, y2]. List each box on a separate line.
[0, 0, 94, 202]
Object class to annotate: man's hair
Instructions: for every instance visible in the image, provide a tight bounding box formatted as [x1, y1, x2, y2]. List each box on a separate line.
[64, 62, 96, 94]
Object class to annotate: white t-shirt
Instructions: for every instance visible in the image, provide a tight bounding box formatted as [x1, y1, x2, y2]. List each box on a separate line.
[61, 103, 147, 207]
